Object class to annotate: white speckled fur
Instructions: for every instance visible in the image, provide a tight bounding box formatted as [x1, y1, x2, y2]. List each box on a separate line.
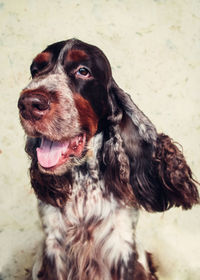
[33, 197, 139, 280]
[21, 65, 81, 143]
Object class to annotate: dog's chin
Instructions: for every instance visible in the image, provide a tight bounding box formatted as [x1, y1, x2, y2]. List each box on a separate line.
[38, 161, 69, 175]
[37, 155, 85, 176]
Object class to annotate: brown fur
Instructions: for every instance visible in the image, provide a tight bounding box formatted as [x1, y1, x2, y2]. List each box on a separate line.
[74, 93, 98, 139]
[66, 49, 88, 62]
[154, 133, 199, 209]
[34, 52, 52, 64]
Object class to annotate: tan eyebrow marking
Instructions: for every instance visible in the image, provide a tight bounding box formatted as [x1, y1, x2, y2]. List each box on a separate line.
[34, 52, 52, 64]
[66, 49, 88, 62]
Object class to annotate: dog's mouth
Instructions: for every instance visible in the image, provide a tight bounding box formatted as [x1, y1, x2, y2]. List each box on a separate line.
[36, 133, 86, 170]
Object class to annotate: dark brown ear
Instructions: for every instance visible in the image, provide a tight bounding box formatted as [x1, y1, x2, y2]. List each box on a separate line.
[153, 133, 199, 210]
[106, 79, 199, 211]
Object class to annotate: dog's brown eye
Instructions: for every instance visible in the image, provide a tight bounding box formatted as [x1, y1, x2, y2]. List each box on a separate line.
[75, 67, 92, 80]
[31, 68, 38, 77]
[77, 67, 90, 76]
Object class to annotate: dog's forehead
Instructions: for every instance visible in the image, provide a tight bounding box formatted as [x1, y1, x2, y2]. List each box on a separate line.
[31, 39, 112, 82]
[59, 39, 106, 65]
[32, 39, 97, 65]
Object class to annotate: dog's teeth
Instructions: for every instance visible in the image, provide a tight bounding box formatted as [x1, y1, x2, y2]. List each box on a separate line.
[61, 141, 69, 155]
[40, 137, 44, 146]
[78, 135, 83, 144]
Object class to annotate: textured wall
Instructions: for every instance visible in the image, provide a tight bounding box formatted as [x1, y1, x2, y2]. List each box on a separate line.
[0, 0, 200, 279]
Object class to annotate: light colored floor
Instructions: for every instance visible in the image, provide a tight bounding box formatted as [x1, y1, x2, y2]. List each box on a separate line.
[0, 0, 200, 279]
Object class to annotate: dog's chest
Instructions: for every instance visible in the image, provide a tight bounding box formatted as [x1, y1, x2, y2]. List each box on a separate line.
[39, 178, 139, 279]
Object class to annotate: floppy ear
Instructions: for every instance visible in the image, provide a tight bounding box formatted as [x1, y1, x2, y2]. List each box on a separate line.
[103, 79, 199, 211]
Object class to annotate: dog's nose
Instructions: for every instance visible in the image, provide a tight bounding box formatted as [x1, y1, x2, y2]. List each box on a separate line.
[18, 92, 50, 121]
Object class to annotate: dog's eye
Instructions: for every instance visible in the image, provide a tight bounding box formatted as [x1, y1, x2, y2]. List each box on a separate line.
[30, 64, 38, 77]
[30, 61, 49, 78]
[76, 67, 91, 78]
[78, 67, 89, 76]
[31, 68, 38, 77]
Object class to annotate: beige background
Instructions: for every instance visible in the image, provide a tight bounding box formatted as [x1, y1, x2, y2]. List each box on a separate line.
[0, 0, 200, 279]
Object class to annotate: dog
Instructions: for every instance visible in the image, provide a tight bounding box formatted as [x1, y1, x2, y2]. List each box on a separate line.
[18, 38, 199, 280]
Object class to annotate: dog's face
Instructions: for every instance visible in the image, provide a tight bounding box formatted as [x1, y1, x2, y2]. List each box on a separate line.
[18, 39, 112, 174]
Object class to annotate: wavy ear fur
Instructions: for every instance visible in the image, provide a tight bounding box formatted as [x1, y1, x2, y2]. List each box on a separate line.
[103, 79, 199, 212]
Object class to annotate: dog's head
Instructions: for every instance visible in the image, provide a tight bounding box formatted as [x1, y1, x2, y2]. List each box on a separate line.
[18, 38, 199, 210]
[18, 39, 112, 175]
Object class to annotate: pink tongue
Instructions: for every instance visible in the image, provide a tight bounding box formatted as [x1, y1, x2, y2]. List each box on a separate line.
[36, 138, 69, 168]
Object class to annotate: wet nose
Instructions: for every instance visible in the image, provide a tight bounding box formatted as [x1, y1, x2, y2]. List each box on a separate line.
[18, 92, 50, 121]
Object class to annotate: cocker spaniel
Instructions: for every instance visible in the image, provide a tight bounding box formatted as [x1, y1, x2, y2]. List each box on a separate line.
[18, 39, 199, 280]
